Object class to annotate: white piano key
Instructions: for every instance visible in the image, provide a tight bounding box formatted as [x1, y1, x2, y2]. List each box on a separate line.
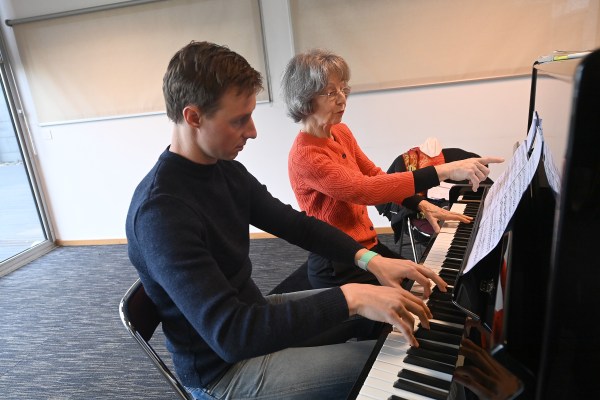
[449, 203, 467, 213]
[385, 331, 410, 346]
[355, 199, 477, 400]
[379, 343, 410, 358]
[360, 375, 441, 400]
[368, 366, 450, 398]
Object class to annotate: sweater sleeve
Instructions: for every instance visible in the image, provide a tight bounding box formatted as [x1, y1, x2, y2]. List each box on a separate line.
[289, 127, 439, 206]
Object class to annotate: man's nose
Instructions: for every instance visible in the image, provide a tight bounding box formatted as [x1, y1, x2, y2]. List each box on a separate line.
[245, 118, 257, 139]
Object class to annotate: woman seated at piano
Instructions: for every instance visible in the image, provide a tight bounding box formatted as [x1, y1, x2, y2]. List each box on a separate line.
[281, 49, 503, 289]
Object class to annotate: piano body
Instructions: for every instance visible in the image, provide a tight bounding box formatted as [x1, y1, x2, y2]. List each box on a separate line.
[349, 48, 600, 399]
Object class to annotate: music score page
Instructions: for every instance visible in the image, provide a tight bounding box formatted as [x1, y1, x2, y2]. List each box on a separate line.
[463, 121, 543, 274]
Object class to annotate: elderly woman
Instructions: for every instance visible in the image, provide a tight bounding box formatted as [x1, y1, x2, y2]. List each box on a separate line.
[282, 49, 503, 289]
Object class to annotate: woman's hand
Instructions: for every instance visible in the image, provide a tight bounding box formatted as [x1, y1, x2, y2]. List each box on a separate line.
[340, 283, 432, 347]
[434, 157, 504, 191]
[366, 254, 447, 298]
[418, 200, 472, 233]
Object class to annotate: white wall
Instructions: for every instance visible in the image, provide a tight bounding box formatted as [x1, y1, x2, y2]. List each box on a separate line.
[0, 0, 531, 242]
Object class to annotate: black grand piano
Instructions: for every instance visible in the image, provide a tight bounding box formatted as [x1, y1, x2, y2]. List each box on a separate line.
[349, 48, 600, 399]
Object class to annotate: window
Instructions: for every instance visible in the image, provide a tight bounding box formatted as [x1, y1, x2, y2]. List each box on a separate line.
[290, 0, 600, 92]
[12, 0, 268, 124]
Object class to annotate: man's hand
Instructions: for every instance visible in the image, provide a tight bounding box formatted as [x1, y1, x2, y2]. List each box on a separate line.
[366, 254, 447, 298]
[454, 338, 523, 399]
[434, 157, 504, 191]
[418, 200, 472, 233]
[340, 283, 432, 347]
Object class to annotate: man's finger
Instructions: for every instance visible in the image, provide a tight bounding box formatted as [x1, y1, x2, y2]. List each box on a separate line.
[393, 319, 418, 347]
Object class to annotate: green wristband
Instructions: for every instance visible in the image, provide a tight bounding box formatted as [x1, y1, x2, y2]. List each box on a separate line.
[357, 250, 378, 271]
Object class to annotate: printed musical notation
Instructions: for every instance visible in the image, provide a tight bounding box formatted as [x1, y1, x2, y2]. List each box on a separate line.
[463, 114, 543, 273]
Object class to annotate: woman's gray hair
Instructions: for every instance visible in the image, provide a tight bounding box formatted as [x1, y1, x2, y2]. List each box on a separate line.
[281, 49, 350, 123]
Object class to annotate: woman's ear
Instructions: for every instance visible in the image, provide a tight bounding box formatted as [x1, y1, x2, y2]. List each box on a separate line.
[182, 105, 202, 128]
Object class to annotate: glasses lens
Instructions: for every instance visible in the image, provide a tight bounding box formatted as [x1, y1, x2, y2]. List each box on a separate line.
[320, 86, 350, 100]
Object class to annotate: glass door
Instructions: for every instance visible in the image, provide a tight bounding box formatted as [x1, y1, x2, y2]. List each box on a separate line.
[0, 32, 54, 276]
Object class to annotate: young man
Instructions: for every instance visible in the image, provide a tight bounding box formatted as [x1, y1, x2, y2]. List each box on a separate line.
[126, 41, 447, 399]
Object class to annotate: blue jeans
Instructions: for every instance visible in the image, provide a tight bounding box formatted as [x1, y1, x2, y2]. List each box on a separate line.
[186, 289, 379, 399]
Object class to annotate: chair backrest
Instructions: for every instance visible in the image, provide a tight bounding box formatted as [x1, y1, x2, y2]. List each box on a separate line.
[119, 279, 194, 400]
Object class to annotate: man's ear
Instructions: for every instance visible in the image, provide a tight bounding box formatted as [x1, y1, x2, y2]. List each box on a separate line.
[182, 105, 202, 128]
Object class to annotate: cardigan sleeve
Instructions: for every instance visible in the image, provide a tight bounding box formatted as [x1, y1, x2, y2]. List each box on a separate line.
[289, 125, 439, 206]
[247, 170, 364, 263]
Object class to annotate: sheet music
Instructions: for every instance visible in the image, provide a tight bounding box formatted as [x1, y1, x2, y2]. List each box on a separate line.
[463, 127, 543, 274]
[542, 138, 562, 195]
[526, 112, 539, 149]
[530, 111, 561, 194]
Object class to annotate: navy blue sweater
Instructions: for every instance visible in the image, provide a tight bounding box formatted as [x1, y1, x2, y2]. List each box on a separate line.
[125, 149, 364, 388]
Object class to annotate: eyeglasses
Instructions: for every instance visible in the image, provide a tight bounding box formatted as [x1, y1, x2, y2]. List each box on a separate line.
[318, 86, 351, 101]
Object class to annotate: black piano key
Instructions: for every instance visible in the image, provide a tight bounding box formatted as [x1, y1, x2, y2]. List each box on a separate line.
[418, 338, 460, 356]
[439, 275, 455, 285]
[446, 252, 465, 261]
[414, 328, 462, 346]
[407, 346, 458, 365]
[428, 303, 463, 316]
[440, 267, 460, 276]
[440, 262, 460, 271]
[393, 378, 448, 400]
[440, 263, 461, 272]
[454, 231, 471, 239]
[451, 236, 469, 244]
[439, 267, 458, 277]
[429, 290, 453, 302]
[438, 276, 457, 286]
[398, 369, 452, 391]
[460, 195, 480, 202]
[444, 255, 463, 263]
[452, 232, 471, 240]
[431, 310, 467, 325]
[438, 270, 458, 282]
[427, 301, 463, 317]
[447, 244, 466, 252]
[428, 320, 464, 336]
[442, 258, 462, 266]
[447, 245, 465, 254]
[403, 354, 456, 375]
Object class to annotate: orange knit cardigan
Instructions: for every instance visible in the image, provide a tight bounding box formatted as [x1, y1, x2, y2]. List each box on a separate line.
[288, 123, 440, 247]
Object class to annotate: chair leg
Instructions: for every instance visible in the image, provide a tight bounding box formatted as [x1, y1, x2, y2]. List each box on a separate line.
[406, 218, 420, 262]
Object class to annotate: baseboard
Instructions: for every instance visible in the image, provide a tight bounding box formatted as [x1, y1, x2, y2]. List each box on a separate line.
[56, 238, 128, 246]
[56, 227, 395, 246]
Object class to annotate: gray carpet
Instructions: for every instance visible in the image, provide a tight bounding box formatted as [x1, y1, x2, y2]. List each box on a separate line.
[0, 234, 415, 399]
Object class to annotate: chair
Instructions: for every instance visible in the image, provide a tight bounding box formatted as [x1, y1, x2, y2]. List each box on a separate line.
[119, 279, 194, 400]
[376, 148, 489, 261]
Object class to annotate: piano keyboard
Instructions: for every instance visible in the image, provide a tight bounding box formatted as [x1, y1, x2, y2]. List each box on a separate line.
[353, 201, 481, 400]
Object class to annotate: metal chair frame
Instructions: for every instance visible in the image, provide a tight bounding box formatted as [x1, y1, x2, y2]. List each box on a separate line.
[119, 279, 194, 400]
[398, 214, 432, 262]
